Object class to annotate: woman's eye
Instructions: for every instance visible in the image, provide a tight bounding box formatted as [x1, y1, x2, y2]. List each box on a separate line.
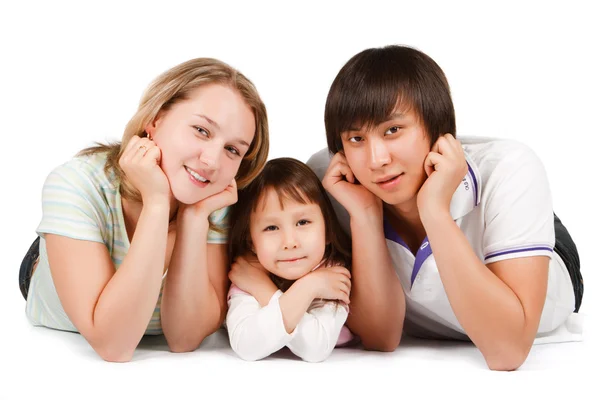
[264, 225, 278, 232]
[297, 219, 311, 226]
[194, 126, 209, 137]
[348, 136, 362, 143]
[226, 146, 240, 156]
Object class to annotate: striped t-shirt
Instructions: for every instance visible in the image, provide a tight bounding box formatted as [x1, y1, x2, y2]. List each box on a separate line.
[26, 152, 230, 335]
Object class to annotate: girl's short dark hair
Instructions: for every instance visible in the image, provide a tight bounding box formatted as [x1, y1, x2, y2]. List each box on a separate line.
[228, 157, 351, 292]
[325, 45, 456, 153]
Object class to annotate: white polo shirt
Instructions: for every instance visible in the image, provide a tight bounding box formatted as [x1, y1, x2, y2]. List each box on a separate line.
[307, 136, 582, 344]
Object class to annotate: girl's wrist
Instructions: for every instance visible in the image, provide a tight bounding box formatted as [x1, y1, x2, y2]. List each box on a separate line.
[296, 273, 319, 301]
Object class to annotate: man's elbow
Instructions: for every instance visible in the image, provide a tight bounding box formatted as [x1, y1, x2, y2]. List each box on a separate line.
[168, 339, 201, 353]
[361, 331, 402, 352]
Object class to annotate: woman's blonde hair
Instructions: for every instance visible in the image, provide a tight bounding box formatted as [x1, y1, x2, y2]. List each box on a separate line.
[80, 58, 269, 202]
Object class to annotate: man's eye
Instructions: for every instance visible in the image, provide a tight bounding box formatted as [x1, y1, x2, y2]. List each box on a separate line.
[385, 126, 401, 135]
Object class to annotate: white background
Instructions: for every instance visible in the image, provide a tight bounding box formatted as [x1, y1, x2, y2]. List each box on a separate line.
[1, 0, 598, 398]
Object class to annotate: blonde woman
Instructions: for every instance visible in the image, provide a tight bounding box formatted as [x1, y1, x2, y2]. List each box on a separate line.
[18, 58, 269, 362]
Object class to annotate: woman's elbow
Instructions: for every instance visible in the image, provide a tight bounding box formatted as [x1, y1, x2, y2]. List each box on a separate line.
[483, 345, 529, 371]
[94, 344, 135, 363]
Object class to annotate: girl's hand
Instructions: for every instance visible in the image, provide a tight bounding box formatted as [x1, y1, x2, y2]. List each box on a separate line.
[229, 255, 275, 297]
[322, 151, 382, 219]
[304, 266, 351, 304]
[417, 134, 468, 217]
[119, 135, 170, 205]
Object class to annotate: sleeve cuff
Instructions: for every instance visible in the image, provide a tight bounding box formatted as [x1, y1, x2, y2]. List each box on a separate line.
[484, 245, 554, 264]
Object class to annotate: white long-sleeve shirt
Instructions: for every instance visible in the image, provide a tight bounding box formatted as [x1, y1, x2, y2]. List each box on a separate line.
[226, 287, 352, 362]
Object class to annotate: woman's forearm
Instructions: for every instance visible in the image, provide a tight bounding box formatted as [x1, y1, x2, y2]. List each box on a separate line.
[90, 202, 170, 360]
[160, 215, 223, 352]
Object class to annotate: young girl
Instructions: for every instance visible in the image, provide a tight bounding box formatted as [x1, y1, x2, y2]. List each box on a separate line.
[307, 45, 584, 371]
[18, 58, 270, 362]
[225, 157, 355, 362]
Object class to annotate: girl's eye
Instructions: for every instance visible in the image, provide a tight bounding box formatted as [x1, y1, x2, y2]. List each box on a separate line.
[348, 136, 363, 143]
[297, 219, 311, 226]
[385, 126, 401, 135]
[194, 126, 209, 137]
[226, 146, 240, 156]
[264, 225, 278, 232]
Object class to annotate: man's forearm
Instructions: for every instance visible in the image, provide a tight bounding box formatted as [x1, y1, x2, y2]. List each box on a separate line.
[346, 212, 405, 351]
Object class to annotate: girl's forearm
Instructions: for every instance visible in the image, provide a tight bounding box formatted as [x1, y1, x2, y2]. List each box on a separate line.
[278, 279, 318, 333]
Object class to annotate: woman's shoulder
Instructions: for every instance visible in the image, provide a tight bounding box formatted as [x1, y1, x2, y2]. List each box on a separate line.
[46, 151, 115, 190]
[41, 151, 119, 214]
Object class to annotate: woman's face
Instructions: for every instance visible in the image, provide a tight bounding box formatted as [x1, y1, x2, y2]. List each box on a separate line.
[146, 84, 256, 205]
[340, 107, 431, 208]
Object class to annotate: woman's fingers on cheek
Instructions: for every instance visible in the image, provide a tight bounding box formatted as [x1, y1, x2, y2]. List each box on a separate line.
[143, 146, 161, 164]
[122, 137, 137, 160]
[128, 136, 143, 155]
[128, 135, 140, 148]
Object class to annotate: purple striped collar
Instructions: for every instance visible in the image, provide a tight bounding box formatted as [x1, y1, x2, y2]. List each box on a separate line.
[449, 155, 481, 221]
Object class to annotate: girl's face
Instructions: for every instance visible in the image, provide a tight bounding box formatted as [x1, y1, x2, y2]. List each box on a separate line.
[146, 84, 255, 205]
[249, 188, 327, 280]
[340, 107, 431, 208]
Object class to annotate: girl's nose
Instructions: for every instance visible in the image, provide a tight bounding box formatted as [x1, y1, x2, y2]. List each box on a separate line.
[282, 230, 298, 250]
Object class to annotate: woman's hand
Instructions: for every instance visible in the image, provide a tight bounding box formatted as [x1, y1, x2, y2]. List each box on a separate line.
[182, 178, 238, 220]
[322, 151, 382, 219]
[119, 135, 170, 205]
[417, 134, 468, 217]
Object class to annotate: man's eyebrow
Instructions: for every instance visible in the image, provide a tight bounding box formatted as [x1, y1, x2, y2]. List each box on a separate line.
[385, 112, 407, 121]
[345, 113, 408, 133]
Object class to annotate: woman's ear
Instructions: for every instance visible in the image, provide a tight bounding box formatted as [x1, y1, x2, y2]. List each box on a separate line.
[144, 112, 164, 140]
